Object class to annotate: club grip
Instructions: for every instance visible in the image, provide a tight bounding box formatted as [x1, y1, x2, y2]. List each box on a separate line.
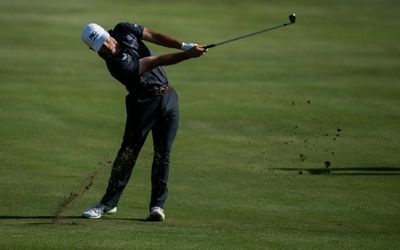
[204, 44, 216, 49]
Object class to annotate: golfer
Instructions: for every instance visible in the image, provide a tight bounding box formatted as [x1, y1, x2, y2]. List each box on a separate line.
[80, 22, 206, 221]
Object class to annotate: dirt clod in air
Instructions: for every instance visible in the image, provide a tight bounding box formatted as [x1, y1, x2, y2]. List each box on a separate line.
[324, 161, 331, 168]
[53, 160, 112, 222]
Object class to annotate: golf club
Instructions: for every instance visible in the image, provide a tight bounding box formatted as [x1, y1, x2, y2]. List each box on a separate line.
[204, 13, 296, 49]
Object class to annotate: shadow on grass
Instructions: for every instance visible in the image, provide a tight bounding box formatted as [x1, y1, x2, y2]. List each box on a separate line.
[0, 216, 81, 220]
[276, 166, 400, 175]
[0, 215, 149, 223]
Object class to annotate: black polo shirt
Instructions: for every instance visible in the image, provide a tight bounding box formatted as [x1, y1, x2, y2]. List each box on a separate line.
[99, 22, 169, 94]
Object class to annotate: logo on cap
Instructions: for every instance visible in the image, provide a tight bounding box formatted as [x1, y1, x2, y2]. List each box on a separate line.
[89, 31, 99, 41]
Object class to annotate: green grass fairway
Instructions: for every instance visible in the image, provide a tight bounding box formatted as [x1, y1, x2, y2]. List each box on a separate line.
[1, 0, 400, 249]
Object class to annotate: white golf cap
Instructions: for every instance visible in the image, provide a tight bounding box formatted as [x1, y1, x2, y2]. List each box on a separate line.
[81, 23, 110, 52]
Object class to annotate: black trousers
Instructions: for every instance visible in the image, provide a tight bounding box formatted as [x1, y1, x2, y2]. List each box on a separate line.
[101, 88, 179, 210]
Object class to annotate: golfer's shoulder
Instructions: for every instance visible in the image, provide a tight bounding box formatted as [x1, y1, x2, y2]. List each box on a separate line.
[106, 50, 139, 79]
[113, 22, 144, 36]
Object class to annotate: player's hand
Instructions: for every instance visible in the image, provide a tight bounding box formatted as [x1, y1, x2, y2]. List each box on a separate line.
[185, 45, 207, 58]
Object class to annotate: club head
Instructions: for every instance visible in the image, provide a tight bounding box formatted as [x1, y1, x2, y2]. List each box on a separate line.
[289, 13, 296, 24]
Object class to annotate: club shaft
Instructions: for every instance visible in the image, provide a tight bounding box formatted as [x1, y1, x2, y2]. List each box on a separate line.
[205, 22, 291, 49]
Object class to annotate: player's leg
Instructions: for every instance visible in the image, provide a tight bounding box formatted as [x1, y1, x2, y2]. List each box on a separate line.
[83, 94, 160, 218]
[147, 89, 179, 221]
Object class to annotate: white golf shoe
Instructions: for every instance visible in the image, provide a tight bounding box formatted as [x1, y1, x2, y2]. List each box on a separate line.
[82, 203, 117, 219]
[146, 206, 165, 221]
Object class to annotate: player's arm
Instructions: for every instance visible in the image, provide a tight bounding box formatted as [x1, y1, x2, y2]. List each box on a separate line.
[138, 46, 206, 75]
[142, 27, 182, 49]
[142, 27, 197, 51]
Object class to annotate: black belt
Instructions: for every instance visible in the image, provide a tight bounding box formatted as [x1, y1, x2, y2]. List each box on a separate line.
[146, 85, 171, 97]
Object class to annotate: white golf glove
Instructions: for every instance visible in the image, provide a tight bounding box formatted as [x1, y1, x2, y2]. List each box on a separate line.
[181, 42, 197, 51]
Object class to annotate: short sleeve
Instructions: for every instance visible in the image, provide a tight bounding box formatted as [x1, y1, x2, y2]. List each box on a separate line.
[121, 52, 139, 77]
[106, 50, 140, 88]
[113, 22, 144, 38]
